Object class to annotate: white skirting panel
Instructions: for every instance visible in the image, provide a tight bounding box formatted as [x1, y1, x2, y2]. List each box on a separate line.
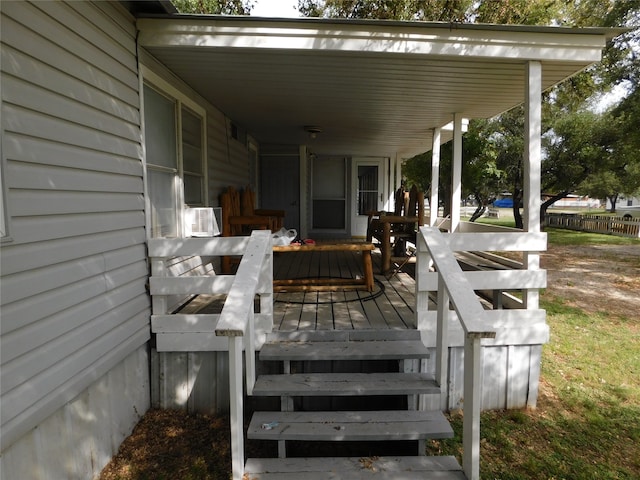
[150, 349, 230, 414]
[421, 345, 542, 411]
[0, 346, 150, 480]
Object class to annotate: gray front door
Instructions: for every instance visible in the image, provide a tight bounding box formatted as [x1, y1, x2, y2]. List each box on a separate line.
[260, 154, 300, 233]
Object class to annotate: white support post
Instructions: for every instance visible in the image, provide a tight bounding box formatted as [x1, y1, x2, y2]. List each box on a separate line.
[430, 127, 441, 226]
[150, 258, 167, 316]
[524, 61, 542, 310]
[299, 145, 308, 239]
[415, 241, 430, 330]
[462, 336, 482, 480]
[396, 155, 402, 192]
[245, 310, 255, 396]
[228, 336, 244, 480]
[435, 276, 450, 410]
[260, 246, 274, 332]
[451, 114, 463, 232]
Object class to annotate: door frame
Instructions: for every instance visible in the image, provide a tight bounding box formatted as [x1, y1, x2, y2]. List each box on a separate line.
[351, 157, 388, 238]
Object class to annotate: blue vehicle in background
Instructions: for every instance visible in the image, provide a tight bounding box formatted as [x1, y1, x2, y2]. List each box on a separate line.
[493, 198, 513, 208]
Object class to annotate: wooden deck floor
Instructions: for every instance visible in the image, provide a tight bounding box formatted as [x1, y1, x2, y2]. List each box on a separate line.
[180, 243, 424, 332]
[272, 245, 419, 331]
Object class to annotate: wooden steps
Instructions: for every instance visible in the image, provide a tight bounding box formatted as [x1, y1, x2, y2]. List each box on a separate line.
[249, 410, 453, 441]
[253, 372, 440, 396]
[259, 339, 430, 361]
[245, 334, 463, 478]
[244, 456, 466, 479]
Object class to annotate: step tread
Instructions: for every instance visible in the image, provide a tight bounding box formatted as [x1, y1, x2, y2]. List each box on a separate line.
[265, 329, 422, 343]
[248, 410, 454, 441]
[244, 455, 465, 479]
[259, 340, 430, 361]
[252, 372, 440, 396]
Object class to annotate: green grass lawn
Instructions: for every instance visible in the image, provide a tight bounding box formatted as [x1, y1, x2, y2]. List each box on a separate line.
[429, 228, 640, 479]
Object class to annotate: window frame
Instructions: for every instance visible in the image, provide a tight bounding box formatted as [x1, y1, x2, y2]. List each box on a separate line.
[140, 66, 207, 239]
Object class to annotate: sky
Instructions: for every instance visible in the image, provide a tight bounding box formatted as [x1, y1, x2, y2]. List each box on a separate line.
[251, 0, 299, 18]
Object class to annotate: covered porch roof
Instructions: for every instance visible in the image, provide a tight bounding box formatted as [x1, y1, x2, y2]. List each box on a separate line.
[136, 15, 618, 159]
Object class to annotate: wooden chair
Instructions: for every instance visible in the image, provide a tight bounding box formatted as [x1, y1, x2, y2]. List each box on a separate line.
[220, 186, 285, 273]
[241, 186, 285, 232]
[366, 185, 425, 274]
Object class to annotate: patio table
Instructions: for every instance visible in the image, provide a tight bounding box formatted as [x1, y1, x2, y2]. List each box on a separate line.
[273, 243, 375, 292]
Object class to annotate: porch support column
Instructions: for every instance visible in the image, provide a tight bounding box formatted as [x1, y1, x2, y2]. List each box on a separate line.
[524, 61, 542, 310]
[451, 113, 463, 232]
[299, 145, 308, 239]
[430, 127, 441, 226]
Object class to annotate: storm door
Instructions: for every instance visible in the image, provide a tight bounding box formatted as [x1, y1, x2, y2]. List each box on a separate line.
[351, 158, 384, 237]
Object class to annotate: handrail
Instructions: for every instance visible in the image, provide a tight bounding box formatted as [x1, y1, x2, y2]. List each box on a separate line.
[419, 227, 496, 339]
[215, 230, 272, 480]
[418, 226, 496, 480]
[215, 230, 272, 336]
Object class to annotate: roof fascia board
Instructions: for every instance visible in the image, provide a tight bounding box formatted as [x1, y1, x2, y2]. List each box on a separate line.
[137, 18, 609, 63]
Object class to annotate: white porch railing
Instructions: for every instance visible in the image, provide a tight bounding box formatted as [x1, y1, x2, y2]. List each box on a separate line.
[416, 226, 547, 480]
[148, 230, 273, 480]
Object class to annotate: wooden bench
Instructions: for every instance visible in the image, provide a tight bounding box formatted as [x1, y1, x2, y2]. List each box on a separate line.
[272, 243, 375, 292]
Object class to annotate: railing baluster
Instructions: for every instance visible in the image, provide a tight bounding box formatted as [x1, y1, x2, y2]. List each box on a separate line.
[228, 336, 244, 480]
[245, 308, 256, 395]
[435, 276, 450, 410]
[462, 335, 482, 480]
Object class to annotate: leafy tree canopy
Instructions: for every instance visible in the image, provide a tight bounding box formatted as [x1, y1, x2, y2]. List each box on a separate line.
[172, 0, 253, 15]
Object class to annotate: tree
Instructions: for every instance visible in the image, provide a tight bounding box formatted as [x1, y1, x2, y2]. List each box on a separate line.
[461, 120, 506, 221]
[298, 0, 473, 21]
[543, 110, 616, 209]
[172, 0, 253, 15]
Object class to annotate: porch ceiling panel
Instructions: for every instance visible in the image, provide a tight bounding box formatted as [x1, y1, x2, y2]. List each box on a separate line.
[138, 16, 616, 159]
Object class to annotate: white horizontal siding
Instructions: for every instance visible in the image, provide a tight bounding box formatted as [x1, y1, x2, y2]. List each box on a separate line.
[3, 1, 139, 99]
[0, 0, 150, 458]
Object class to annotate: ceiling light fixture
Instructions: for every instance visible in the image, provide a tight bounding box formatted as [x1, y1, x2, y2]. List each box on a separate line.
[304, 125, 322, 139]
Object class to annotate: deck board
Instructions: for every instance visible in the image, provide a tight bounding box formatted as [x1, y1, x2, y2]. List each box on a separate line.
[244, 456, 465, 479]
[272, 244, 430, 332]
[248, 410, 452, 441]
[189, 244, 431, 332]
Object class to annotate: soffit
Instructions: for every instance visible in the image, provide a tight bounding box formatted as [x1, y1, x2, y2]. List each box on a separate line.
[137, 16, 615, 159]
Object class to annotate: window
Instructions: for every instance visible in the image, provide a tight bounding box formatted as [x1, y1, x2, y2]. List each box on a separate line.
[181, 106, 204, 205]
[357, 165, 379, 215]
[142, 77, 206, 238]
[312, 156, 346, 230]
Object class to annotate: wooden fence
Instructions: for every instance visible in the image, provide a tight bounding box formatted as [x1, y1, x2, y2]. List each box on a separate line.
[545, 213, 640, 238]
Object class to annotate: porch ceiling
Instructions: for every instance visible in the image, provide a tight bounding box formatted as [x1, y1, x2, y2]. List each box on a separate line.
[137, 16, 617, 159]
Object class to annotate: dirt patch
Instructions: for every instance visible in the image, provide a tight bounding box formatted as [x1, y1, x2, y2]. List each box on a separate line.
[541, 244, 640, 319]
[98, 409, 232, 480]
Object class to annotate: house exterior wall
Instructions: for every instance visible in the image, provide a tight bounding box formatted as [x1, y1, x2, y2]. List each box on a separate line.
[0, 1, 150, 477]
